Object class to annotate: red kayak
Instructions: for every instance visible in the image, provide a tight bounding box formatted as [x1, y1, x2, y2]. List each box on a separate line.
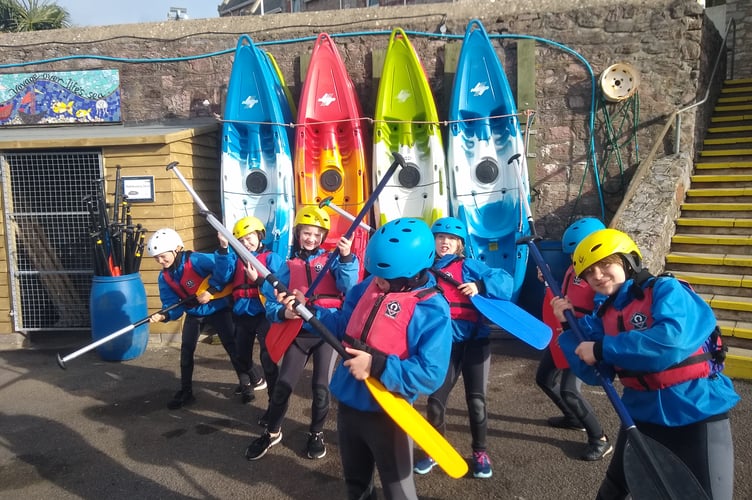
[294, 33, 369, 273]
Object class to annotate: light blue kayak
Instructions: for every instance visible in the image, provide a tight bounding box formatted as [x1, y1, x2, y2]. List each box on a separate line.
[221, 35, 295, 259]
[447, 20, 532, 301]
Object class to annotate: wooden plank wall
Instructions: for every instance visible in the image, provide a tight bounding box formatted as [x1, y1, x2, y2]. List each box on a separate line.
[102, 126, 221, 340]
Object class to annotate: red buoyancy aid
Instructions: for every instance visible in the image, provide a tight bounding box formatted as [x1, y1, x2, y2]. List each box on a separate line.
[161, 252, 206, 299]
[288, 253, 343, 309]
[544, 266, 597, 369]
[231, 251, 270, 300]
[434, 259, 479, 323]
[599, 275, 719, 391]
[343, 279, 440, 359]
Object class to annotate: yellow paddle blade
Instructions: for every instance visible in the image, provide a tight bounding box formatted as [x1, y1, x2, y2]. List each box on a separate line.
[364, 377, 468, 479]
[196, 276, 233, 299]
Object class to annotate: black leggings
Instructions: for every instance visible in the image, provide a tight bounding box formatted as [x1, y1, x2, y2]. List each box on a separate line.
[265, 335, 337, 434]
[536, 348, 604, 441]
[179, 310, 242, 390]
[233, 312, 278, 397]
[426, 337, 489, 452]
[597, 416, 734, 500]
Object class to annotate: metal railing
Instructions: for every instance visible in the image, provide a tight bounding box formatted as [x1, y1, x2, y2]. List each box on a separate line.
[675, 17, 736, 154]
[611, 17, 736, 227]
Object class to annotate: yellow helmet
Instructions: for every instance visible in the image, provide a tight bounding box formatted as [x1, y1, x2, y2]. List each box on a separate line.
[232, 216, 265, 239]
[294, 206, 330, 231]
[572, 228, 642, 277]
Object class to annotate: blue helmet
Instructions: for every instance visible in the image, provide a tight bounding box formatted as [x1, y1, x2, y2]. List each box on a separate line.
[430, 217, 467, 243]
[365, 218, 436, 279]
[562, 217, 606, 255]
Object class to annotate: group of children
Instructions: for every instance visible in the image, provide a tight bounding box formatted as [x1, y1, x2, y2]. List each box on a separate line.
[145, 210, 739, 500]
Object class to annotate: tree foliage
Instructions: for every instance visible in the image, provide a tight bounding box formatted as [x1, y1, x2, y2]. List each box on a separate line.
[0, 0, 70, 32]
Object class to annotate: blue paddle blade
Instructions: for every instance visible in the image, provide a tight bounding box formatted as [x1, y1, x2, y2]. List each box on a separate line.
[471, 295, 552, 350]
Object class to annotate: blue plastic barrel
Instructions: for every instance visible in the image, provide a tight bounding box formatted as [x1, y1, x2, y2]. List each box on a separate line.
[90, 273, 149, 361]
[517, 240, 570, 319]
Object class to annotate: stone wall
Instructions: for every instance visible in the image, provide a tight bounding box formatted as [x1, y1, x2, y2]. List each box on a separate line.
[727, 0, 752, 78]
[0, 0, 720, 239]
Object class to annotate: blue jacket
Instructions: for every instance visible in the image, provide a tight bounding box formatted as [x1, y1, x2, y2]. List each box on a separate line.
[559, 275, 739, 426]
[263, 247, 359, 334]
[157, 250, 230, 320]
[317, 274, 452, 412]
[432, 254, 514, 342]
[214, 246, 284, 317]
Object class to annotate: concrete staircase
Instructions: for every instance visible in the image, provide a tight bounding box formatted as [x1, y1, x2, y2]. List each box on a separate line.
[664, 78, 752, 380]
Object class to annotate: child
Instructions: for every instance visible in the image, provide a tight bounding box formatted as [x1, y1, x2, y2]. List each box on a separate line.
[552, 228, 739, 500]
[278, 217, 452, 499]
[146, 228, 245, 410]
[413, 217, 513, 479]
[215, 216, 283, 405]
[536, 217, 612, 461]
[244, 206, 359, 461]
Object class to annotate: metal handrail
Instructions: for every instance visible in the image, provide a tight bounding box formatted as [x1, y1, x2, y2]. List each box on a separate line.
[610, 17, 736, 228]
[674, 17, 736, 153]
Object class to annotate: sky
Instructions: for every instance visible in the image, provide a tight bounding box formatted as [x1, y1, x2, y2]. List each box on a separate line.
[56, 1, 221, 28]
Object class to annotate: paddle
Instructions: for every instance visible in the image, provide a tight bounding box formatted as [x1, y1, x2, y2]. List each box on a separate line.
[319, 196, 373, 233]
[324, 197, 551, 348]
[525, 238, 709, 499]
[56, 277, 232, 369]
[265, 152, 405, 363]
[511, 142, 709, 497]
[168, 161, 469, 479]
[431, 270, 551, 350]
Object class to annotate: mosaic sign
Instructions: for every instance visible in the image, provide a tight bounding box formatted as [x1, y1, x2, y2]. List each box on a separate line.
[0, 69, 121, 126]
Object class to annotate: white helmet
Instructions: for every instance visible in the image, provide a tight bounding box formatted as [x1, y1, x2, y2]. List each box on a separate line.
[146, 228, 184, 257]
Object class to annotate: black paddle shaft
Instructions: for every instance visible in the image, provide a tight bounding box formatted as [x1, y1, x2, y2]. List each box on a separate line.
[523, 236, 709, 500]
[304, 152, 405, 297]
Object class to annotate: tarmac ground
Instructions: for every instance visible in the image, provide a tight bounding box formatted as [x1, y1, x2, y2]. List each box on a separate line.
[0, 332, 750, 500]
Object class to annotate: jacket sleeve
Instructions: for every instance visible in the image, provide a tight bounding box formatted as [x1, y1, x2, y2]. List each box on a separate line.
[157, 273, 185, 322]
[190, 251, 227, 291]
[462, 258, 513, 300]
[600, 278, 715, 372]
[213, 247, 238, 285]
[330, 252, 360, 294]
[379, 294, 452, 401]
[263, 261, 291, 323]
[315, 278, 370, 340]
[558, 314, 609, 386]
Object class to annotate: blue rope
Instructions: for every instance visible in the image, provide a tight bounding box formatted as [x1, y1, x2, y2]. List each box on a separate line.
[0, 29, 604, 220]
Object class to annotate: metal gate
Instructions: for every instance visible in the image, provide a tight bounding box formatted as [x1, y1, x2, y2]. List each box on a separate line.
[1, 150, 103, 332]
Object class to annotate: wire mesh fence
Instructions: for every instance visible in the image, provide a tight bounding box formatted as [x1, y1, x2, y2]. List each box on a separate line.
[1, 150, 102, 332]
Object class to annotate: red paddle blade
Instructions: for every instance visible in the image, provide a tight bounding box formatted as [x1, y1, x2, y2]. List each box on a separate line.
[265, 318, 304, 363]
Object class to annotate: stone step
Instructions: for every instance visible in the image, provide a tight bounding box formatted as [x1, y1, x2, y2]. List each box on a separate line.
[725, 78, 752, 85]
[694, 160, 752, 169]
[699, 147, 752, 156]
[680, 202, 752, 214]
[666, 251, 752, 271]
[710, 114, 752, 124]
[715, 103, 752, 113]
[670, 234, 752, 256]
[672, 233, 752, 246]
[718, 95, 752, 104]
[690, 174, 752, 185]
[704, 135, 752, 145]
[725, 347, 752, 380]
[722, 83, 752, 93]
[669, 269, 752, 290]
[717, 319, 752, 340]
[675, 217, 752, 234]
[698, 293, 752, 321]
[708, 124, 752, 133]
[685, 187, 752, 200]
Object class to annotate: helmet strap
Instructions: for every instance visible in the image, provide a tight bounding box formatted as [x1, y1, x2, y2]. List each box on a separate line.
[386, 269, 428, 292]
